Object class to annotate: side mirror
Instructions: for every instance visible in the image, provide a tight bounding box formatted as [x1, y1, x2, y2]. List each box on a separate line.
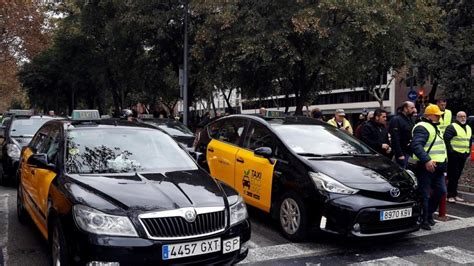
[27, 153, 56, 171]
[254, 147, 273, 159]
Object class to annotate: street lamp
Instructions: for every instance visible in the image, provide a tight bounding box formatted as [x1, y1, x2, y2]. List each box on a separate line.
[183, 0, 189, 126]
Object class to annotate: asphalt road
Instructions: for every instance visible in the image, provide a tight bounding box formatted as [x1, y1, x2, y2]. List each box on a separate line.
[1, 183, 473, 266]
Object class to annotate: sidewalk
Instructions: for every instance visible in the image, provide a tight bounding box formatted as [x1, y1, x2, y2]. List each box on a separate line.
[458, 160, 474, 201]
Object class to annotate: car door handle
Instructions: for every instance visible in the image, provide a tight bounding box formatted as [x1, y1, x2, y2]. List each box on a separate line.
[208, 148, 214, 152]
[236, 157, 244, 163]
[31, 170, 35, 175]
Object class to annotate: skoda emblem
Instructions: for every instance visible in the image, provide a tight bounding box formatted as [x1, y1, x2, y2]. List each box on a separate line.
[390, 188, 401, 198]
[184, 210, 196, 223]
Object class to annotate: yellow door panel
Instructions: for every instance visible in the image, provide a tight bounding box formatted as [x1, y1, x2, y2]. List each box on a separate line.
[34, 168, 57, 217]
[206, 139, 239, 187]
[20, 148, 35, 205]
[23, 190, 48, 240]
[234, 149, 275, 213]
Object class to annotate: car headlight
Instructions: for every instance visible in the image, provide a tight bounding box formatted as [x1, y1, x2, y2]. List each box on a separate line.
[229, 196, 248, 226]
[73, 205, 138, 237]
[405, 170, 418, 188]
[310, 172, 359, 195]
[6, 143, 21, 160]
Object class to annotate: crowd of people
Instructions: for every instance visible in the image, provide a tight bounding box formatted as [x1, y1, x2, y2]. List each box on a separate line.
[312, 99, 472, 231]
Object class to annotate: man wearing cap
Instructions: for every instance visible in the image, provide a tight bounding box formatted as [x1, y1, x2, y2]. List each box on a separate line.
[436, 99, 452, 134]
[444, 111, 473, 203]
[328, 109, 353, 135]
[411, 104, 448, 230]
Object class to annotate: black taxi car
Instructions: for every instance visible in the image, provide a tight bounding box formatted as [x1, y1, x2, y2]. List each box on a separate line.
[17, 110, 250, 265]
[0, 113, 58, 185]
[194, 115, 420, 241]
[138, 114, 195, 148]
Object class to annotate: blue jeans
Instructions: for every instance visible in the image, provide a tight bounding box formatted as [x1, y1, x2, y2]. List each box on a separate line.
[417, 162, 447, 222]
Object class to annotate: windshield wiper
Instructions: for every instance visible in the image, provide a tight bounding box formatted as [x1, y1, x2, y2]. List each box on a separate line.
[11, 135, 33, 138]
[296, 153, 325, 157]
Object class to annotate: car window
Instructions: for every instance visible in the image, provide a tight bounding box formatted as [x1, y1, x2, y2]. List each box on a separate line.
[30, 126, 50, 152]
[154, 122, 193, 137]
[10, 117, 55, 137]
[208, 118, 247, 146]
[243, 123, 274, 150]
[271, 124, 373, 155]
[37, 126, 61, 163]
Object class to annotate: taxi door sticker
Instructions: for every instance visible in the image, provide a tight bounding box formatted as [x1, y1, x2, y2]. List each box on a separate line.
[242, 169, 262, 200]
[234, 149, 275, 213]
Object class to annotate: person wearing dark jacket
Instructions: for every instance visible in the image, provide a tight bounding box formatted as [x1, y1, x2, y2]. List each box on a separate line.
[444, 111, 473, 203]
[411, 104, 447, 230]
[361, 108, 391, 157]
[388, 101, 416, 168]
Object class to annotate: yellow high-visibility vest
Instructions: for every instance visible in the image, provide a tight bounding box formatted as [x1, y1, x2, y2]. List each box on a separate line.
[451, 123, 472, 153]
[438, 109, 452, 134]
[413, 122, 447, 163]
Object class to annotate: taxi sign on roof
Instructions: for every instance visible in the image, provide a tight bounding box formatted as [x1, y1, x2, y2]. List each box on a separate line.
[71, 110, 100, 121]
[8, 109, 34, 116]
[138, 114, 154, 120]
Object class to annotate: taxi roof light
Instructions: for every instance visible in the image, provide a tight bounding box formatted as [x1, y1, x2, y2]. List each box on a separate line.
[137, 114, 154, 120]
[71, 110, 101, 121]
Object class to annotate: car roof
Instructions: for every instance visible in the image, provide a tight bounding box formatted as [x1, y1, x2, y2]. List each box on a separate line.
[46, 119, 160, 131]
[211, 114, 328, 127]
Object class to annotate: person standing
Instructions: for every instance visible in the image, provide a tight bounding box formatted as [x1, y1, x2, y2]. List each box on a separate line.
[328, 109, 353, 135]
[444, 111, 473, 203]
[411, 104, 447, 230]
[436, 98, 452, 134]
[388, 101, 416, 168]
[361, 108, 391, 157]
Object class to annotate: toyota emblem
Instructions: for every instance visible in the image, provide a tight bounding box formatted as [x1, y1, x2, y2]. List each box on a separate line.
[390, 188, 401, 198]
[184, 210, 196, 223]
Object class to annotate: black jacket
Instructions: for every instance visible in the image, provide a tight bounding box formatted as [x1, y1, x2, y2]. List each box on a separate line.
[361, 120, 390, 156]
[388, 113, 415, 157]
[444, 121, 473, 156]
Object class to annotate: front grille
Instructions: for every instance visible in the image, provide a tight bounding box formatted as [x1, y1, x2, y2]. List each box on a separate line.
[141, 210, 226, 239]
[360, 217, 418, 234]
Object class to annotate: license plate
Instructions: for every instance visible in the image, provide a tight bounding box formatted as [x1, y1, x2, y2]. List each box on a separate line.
[223, 237, 240, 254]
[162, 237, 221, 260]
[380, 207, 412, 221]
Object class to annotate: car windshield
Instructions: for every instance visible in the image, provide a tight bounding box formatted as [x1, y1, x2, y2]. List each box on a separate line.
[66, 127, 197, 174]
[271, 124, 373, 156]
[10, 117, 55, 137]
[154, 122, 193, 137]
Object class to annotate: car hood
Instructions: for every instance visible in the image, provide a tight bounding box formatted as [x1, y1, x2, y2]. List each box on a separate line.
[306, 155, 412, 190]
[67, 169, 226, 212]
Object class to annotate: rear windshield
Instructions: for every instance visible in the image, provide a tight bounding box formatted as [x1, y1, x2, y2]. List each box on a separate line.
[66, 127, 197, 174]
[10, 118, 55, 137]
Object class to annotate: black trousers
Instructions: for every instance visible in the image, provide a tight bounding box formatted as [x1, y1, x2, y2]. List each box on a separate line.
[447, 152, 468, 198]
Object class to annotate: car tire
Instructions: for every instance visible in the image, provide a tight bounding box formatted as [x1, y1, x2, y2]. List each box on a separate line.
[278, 192, 309, 242]
[17, 185, 28, 224]
[51, 217, 70, 266]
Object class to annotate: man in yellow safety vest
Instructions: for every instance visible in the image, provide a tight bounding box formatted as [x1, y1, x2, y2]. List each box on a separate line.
[444, 111, 472, 203]
[328, 108, 353, 135]
[411, 104, 447, 230]
[436, 98, 452, 134]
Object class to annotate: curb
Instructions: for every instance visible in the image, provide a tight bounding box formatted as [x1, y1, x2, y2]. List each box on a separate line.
[458, 184, 474, 193]
[457, 190, 474, 202]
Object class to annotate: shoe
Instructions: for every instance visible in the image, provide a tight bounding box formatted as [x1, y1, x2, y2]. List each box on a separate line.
[428, 217, 436, 226]
[455, 196, 465, 202]
[448, 197, 456, 203]
[421, 223, 431, 230]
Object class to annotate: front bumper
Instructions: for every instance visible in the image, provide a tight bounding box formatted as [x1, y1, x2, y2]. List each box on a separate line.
[66, 219, 251, 265]
[320, 194, 421, 237]
[2, 155, 19, 179]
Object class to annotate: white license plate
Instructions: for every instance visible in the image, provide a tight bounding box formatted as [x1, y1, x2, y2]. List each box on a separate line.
[223, 237, 240, 254]
[162, 237, 221, 260]
[380, 207, 412, 221]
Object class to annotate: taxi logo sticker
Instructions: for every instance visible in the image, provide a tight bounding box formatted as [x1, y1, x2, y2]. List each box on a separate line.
[242, 169, 262, 200]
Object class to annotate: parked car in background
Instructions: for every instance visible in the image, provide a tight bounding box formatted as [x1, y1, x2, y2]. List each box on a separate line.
[0, 114, 58, 185]
[139, 115, 195, 149]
